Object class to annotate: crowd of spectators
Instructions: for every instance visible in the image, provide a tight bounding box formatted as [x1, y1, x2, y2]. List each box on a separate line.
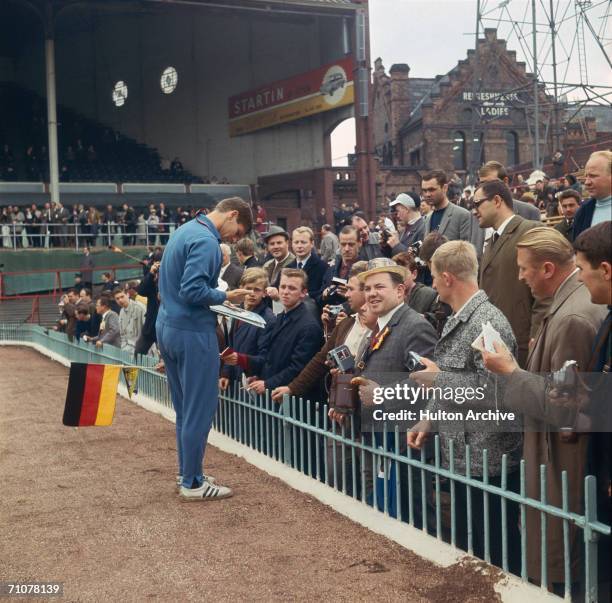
[211, 152, 610, 597]
[0, 202, 208, 249]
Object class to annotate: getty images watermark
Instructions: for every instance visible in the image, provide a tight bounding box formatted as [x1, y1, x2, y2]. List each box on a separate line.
[369, 383, 515, 424]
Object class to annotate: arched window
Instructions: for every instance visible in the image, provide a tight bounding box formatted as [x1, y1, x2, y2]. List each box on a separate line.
[452, 131, 466, 171]
[506, 131, 519, 166]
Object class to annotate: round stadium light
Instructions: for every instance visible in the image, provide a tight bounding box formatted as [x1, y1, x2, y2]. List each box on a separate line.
[161, 67, 178, 94]
[112, 81, 128, 107]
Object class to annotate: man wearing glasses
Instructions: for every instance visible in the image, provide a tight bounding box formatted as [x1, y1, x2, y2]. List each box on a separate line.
[473, 180, 547, 368]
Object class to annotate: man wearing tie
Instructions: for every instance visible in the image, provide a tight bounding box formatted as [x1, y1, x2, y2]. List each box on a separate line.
[288, 226, 328, 299]
[473, 179, 546, 367]
[262, 226, 295, 313]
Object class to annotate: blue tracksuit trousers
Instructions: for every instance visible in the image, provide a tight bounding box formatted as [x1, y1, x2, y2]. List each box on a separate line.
[157, 322, 220, 489]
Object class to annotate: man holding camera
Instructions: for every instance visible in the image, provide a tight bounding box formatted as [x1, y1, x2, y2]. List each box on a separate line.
[319, 225, 362, 307]
[481, 227, 606, 590]
[386, 192, 425, 255]
[353, 257, 437, 522]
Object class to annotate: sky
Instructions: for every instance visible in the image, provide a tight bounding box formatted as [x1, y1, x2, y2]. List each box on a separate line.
[331, 0, 611, 165]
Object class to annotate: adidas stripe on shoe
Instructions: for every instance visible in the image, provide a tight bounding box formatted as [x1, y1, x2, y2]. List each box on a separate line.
[179, 480, 233, 502]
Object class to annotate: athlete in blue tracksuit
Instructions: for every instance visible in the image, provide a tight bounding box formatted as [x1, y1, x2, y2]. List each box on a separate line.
[156, 198, 251, 500]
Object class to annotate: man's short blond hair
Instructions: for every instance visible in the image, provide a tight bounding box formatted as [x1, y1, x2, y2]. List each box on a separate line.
[588, 150, 612, 166]
[431, 241, 479, 282]
[239, 267, 269, 288]
[292, 226, 314, 241]
[516, 227, 575, 266]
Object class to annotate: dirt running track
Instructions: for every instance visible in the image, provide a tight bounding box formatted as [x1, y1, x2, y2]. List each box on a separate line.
[0, 347, 500, 602]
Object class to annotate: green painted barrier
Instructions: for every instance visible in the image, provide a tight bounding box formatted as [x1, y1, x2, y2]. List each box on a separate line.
[0, 247, 148, 295]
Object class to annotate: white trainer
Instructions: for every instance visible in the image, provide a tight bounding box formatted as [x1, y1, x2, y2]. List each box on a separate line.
[176, 474, 216, 491]
[179, 479, 233, 502]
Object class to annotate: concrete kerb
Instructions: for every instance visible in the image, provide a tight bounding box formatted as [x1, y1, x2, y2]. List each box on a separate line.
[1, 341, 561, 603]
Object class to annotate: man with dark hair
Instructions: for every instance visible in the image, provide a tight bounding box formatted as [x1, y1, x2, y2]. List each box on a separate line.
[555, 189, 581, 242]
[113, 287, 145, 353]
[393, 252, 437, 315]
[156, 196, 252, 501]
[351, 212, 383, 260]
[574, 222, 612, 592]
[86, 296, 120, 348]
[421, 170, 473, 242]
[479, 161, 541, 221]
[473, 179, 546, 367]
[53, 288, 79, 341]
[134, 259, 160, 357]
[246, 268, 323, 396]
[235, 237, 260, 268]
[320, 225, 362, 307]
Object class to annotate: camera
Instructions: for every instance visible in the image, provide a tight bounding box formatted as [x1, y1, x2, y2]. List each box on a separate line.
[407, 351, 426, 372]
[327, 277, 348, 297]
[550, 360, 580, 393]
[327, 344, 356, 373]
[380, 229, 392, 244]
[328, 304, 345, 317]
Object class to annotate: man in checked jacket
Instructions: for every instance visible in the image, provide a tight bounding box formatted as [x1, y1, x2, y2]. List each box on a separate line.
[408, 240, 521, 572]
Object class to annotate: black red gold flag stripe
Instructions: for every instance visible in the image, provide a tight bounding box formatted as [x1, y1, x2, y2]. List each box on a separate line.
[63, 363, 121, 426]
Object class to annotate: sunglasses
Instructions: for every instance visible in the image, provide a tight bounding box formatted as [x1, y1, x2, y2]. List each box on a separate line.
[472, 197, 491, 209]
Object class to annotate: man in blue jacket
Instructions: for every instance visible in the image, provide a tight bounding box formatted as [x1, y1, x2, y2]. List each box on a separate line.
[156, 197, 252, 501]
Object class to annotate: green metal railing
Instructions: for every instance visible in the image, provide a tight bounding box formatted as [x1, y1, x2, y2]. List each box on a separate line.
[1, 322, 609, 602]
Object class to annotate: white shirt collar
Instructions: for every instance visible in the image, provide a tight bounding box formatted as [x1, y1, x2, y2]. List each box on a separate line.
[219, 263, 229, 278]
[454, 290, 480, 320]
[296, 254, 311, 267]
[376, 302, 404, 333]
[494, 214, 514, 236]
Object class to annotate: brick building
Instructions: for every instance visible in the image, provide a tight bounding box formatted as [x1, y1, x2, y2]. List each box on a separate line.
[372, 29, 555, 193]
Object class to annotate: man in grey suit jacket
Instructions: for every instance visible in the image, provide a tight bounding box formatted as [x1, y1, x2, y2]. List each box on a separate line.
[421, 170, 473, 242]
[87, 297, 120, 348]
[354, 258, 438, 526]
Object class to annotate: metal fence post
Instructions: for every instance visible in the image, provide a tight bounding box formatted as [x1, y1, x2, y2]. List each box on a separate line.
[12, 224, 17, 249]
[584, 475, 599, 603]
[282, 394, 292, 466]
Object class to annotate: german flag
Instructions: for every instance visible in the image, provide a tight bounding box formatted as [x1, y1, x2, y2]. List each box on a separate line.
[63, 363, 121, 426]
